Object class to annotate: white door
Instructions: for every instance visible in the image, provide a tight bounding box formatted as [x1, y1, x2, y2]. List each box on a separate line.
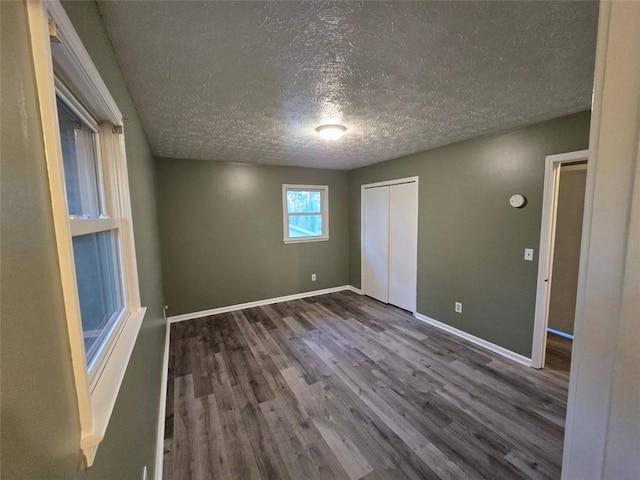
[389, 182, 418, 311]
[362, 186, 390, 303]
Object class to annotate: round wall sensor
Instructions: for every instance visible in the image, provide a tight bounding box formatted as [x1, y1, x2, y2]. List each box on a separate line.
[509, 194, 527, 208]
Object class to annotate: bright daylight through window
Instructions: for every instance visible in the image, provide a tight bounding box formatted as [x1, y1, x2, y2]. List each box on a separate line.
[283, 185, 329, 243]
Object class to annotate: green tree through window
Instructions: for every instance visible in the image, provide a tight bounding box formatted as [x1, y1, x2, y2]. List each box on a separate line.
[283, 185, 329, 242]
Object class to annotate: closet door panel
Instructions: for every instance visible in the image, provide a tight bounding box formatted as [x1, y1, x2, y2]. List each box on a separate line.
[389, 182, 418, 312]
[362, 186, 389, 303]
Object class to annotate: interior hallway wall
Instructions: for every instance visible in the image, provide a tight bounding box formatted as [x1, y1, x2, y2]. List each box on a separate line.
[349, 112, 591, 356]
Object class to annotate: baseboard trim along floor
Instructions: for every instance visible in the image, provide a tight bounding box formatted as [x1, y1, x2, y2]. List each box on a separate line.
[157, 288, 532, 479]
[157, 285, 362, 479]
[167, 285, 362, 324]
[413, 312, 532, 367]
[161, 291, 566, 479]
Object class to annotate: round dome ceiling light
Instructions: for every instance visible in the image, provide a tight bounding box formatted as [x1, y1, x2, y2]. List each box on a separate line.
[316, 124, 346, 140]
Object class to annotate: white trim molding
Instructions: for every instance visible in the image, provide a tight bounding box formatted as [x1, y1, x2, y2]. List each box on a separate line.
[562, 2, 640, 478]
[154, 319, 171, 480]
[361, 176, 420, 190]
[46, 1, 122, 124]
[168, 285, 360, 323]
[413, 312, 532, 367]
[158, 284, 360, 479]
[561, 163, 588, 173]
[530, 149, 589, 369]
[84, 307, 146, 457]
[26, 0, 145, 466]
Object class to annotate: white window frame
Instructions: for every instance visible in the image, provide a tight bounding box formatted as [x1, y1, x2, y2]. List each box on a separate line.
[26, 0, 146, 467]
[282, 184, 330, 243]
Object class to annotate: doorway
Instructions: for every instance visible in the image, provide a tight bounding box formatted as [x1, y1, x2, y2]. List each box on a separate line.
[361, 177, 418, 312]
[531, 150, 589, 369]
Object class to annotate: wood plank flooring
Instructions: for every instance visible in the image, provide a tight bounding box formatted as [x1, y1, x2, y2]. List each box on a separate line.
[545, 333, 572, 374]
[163, 291, 569, 480]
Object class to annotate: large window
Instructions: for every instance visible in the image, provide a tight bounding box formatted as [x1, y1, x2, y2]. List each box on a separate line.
[282, 184, 329, 243]
[56, 96, 126, 373]
[27, 0, 146, 466]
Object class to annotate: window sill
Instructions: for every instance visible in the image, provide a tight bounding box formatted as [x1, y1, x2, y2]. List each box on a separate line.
[284, 236, 330, 244]
[80, 306, 146, 466]
[26, 0, 146, 468]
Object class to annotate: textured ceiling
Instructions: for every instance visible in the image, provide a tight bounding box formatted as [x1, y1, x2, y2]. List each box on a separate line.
[98, 1, 598, 170]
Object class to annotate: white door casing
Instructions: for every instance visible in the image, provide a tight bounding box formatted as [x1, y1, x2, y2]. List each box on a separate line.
[531, 150, 589, 369]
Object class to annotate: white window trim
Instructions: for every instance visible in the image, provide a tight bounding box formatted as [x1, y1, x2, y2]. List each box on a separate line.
[26, 0, 146, 467]
[282, 184, 330, 244]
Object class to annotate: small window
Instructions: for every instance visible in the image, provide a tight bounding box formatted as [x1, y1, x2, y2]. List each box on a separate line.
[283, 184, 329, 243]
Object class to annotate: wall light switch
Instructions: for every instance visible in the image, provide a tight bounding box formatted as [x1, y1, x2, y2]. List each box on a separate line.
[524, 248, 534, 261]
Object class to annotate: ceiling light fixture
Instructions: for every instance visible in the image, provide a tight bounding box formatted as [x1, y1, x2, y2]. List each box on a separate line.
[316, 124, 346, 140]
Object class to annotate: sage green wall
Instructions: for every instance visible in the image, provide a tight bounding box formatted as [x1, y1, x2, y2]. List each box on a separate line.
[1, 3, 79, 477]
[548, 167, 587, 335]
[1, 1, 165, 479]
[349, 112, 591, 356]
[155, 158, 350, 316]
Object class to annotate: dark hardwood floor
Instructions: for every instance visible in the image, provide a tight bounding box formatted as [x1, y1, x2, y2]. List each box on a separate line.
[163, 291, 569, 480]
[545, 333, 573, 374]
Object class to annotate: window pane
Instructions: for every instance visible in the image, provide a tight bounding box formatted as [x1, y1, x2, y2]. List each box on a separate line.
[56, 98, 101, 218]
[287, 190, 321, 213]
[72, 230, 125, 368]
[288, 214, 323, 238]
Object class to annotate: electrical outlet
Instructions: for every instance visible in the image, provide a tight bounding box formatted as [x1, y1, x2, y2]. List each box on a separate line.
[524, 248, 534, 261]
[455, 302, 463, 313]
[141, 466, 148, 480]
[311, 273, 317, 281]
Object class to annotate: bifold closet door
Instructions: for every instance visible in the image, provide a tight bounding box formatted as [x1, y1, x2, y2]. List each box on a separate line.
[388, 182, 418, 312]
[362, 186, 390, 303]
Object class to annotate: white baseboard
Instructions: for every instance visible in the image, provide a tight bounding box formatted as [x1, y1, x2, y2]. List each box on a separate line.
[413, 312, 532, 367]
[168, 285, 360, 323]
[156, 288, 528, 479]
[347, 285, 363, 295]
[157, 284, 361, 476]
[154, 320, 171, 480]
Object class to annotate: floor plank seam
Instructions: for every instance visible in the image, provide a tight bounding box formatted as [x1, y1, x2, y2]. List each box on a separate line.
[163, 292, 569, 480]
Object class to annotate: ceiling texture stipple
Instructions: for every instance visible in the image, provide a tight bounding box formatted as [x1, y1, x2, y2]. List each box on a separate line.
[97, 1, 598, 170]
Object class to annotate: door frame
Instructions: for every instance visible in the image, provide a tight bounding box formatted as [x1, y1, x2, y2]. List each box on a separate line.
[361, 176, 419, 310]
[531, 150, 589, 368]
